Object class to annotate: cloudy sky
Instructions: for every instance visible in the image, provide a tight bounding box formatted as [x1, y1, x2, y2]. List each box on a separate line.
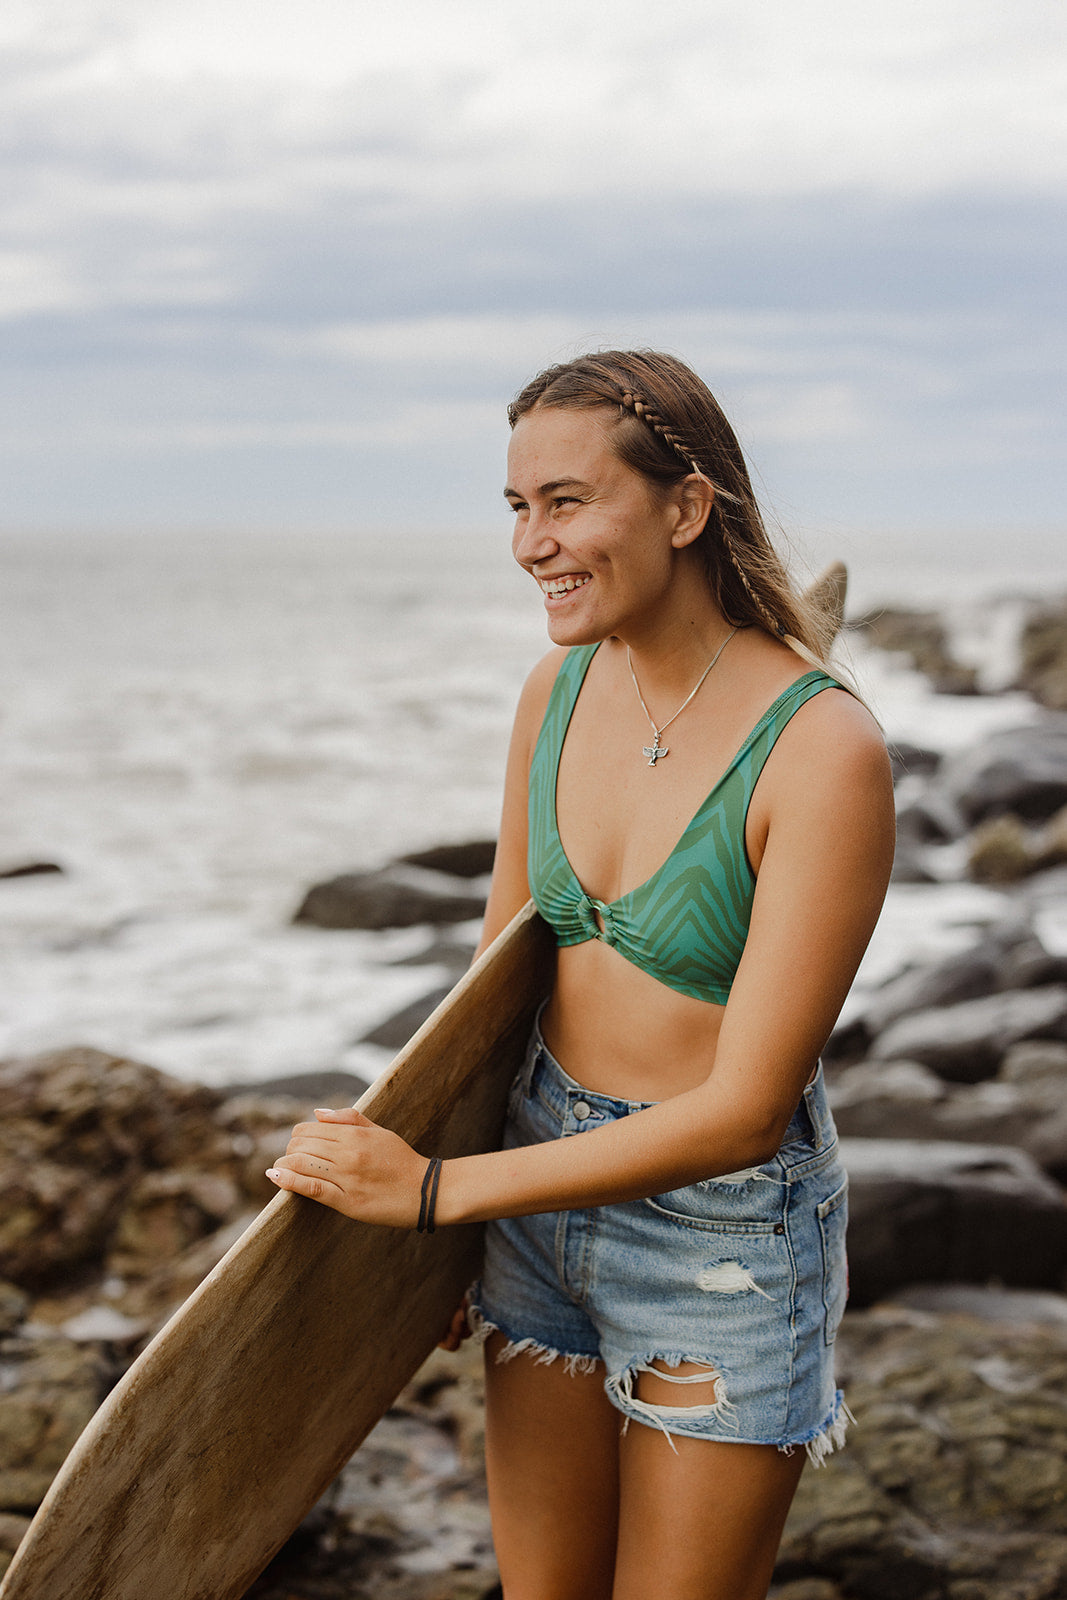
[2, 0, 1064, 568]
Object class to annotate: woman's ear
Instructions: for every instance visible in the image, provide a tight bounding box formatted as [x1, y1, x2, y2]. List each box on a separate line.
[670, 474, 715, 549]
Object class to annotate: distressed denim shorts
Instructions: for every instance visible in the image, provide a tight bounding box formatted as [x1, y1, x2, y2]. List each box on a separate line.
[469, 1018, 852, 1464]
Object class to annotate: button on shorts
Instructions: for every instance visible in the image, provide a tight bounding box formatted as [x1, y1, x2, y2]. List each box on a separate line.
[469, 1018, 851, 1463]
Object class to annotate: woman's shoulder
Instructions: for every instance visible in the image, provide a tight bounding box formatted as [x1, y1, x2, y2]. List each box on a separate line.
[772, 671, 892, 796]
[513, 644, 576, 733]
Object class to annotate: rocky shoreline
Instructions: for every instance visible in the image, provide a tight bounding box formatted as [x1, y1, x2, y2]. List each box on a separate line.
[3, 596, 1067, 1598]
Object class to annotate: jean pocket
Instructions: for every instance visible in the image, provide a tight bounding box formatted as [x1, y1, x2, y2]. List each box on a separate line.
[645, 1173, 783, 1233]
[816, 1178, 849, 1346]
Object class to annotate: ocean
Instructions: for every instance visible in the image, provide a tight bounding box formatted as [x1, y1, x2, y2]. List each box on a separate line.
[0, 528, 1048, 1088]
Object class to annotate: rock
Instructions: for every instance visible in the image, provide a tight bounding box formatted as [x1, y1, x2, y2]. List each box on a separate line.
[294, 869, 486, 931]
[934, 719, 1067, 826]
[0, 1332, 110, 1515]
[225, 1070, 371, 1106]
[106, 1169, 243, 1276]
[885, 1284, 1067, 1326]
[0, 1286, 28, 1339]
[398, 841, 496, 879]
[1001, 1040, 1067, 1085]
[887, 742, 941, 783]
[968, 813, 1035, 883]
[1015, 600, 1067, 711]
[868, 986, 1067, 1083]
[0, 1049, 295, 1288]
[777, 1304, 1067, 1598]
[0, 1513, 32, 1579]
[852, 607, 978, 695]
[829, 1061, 1067, 1182]
[0, 862, 63, 880]
[389, 933, 477, 976]
[359, 986, 453, 1050]
[841, 1138, 1067, 1305]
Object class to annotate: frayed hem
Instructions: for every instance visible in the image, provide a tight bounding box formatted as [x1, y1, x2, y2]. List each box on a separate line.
[779, 1391, 855, 1468]
[465, 1302, 601, 1377]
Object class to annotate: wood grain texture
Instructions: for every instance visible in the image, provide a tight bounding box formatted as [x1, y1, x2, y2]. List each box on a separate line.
[0, 903, 555, 1600]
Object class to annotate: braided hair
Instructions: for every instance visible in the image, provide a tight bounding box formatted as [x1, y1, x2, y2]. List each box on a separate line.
[508, 350, 836, 663]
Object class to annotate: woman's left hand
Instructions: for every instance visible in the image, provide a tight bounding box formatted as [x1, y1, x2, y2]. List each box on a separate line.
[266, 1108, 428, 1228]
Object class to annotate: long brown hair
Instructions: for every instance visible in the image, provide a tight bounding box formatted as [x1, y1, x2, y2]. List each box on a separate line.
[508, 350, 836, 663]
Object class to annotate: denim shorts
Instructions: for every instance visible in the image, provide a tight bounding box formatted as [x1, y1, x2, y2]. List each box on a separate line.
[469, 1018, 852, 1464]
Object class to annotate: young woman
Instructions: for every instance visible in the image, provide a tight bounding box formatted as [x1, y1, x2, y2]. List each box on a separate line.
[268, 351, 895, 1600]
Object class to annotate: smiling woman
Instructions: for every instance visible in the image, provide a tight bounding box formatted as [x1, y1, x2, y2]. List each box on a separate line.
[270, 349, 896, 1600]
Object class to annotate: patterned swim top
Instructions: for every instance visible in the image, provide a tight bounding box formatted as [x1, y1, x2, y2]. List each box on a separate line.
[528, 644, 840, 1004]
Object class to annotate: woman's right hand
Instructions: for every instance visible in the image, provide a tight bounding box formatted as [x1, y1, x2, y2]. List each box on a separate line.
[438, 1299, 472, 1351]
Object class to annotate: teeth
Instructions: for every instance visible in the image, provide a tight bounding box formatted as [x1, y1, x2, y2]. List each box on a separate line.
[541, 575, 591, 597]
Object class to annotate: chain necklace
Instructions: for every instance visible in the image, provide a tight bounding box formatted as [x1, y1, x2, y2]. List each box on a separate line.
[627, 628, 739, 767]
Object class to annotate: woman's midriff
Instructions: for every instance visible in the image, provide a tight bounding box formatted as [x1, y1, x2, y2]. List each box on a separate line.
[540, 937, 726, 1100]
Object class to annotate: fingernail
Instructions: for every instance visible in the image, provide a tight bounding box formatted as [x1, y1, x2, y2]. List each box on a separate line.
[265, 1168, 281, 1180]
[314, 1108, 331, 1116]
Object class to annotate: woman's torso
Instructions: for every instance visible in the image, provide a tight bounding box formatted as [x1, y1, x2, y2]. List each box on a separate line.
[529, 635, 842, 1097]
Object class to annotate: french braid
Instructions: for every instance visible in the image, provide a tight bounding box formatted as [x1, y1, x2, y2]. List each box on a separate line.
[616, 387, 786, 640]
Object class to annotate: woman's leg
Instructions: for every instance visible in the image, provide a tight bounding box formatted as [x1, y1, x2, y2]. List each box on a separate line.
[483, 1332, 621, 1600]
[612, 1362, 806, 1600]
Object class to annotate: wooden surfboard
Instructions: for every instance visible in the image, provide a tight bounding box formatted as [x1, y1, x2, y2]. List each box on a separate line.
[0, 902, 556, 1600]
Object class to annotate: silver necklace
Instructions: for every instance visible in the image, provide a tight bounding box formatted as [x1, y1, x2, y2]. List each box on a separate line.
[627, 629, 739, 767]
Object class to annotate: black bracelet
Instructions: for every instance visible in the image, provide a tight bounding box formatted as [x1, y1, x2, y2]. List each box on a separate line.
[417, 1156, 443, 1234]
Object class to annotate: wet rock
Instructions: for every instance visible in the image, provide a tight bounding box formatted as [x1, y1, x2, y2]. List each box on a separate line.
[1015, 600, 1067, 711]
[778, 1304, 1067, 1599]
[0, 1332, 111, 1515]
[227, 1070, 371, 1106]
[887, 742, 941, 783]
[0, 862, 63, 880]
[359, 987, 453, 1050]
[0, 1513, 32, 1579]
[294, 869, 485, 931]
[398, 841, 496, 879]
[852, 608, 978, 695]
[842, 1138, 1067, 1305]
[934, 719, 1067, 826]
[0, 1287, 29, 1339]
[868, 986, 1067, 1083]
[0, 1049, 298, 1287]
[968, 814, 1035, 883]
[389, 934, 477, 977]
[829, 1060, 1067, 1181]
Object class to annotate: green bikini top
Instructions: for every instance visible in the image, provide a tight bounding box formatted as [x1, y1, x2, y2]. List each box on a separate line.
[527, 644, 840, 1004]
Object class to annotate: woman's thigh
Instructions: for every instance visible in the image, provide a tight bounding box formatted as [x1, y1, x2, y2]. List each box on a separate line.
[615, 1376, 806, 1600]
[483, 1332, 621, 1600]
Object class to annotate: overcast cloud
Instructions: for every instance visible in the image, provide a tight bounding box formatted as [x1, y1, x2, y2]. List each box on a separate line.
[1, 0, 1063, 562]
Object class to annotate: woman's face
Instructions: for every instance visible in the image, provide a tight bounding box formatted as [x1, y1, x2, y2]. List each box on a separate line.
[505, 406, 689, 647]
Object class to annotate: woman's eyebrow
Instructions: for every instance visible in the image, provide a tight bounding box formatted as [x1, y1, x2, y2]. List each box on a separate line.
[503, 477, 593, 500]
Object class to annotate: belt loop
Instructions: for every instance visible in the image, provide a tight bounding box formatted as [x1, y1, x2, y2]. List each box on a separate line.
[520, 1027, 541, 1096]
[802, 1062, 825, 1149]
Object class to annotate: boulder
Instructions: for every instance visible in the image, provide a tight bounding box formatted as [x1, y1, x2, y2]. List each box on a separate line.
[829, 1060, 1067, 1181]
[358, 986, 453, 1050]
[778, 1303, 1067, 1598]
[841, 1138, 1067, 1306]
[933, 719, 1067, 826]
[0, 1050, 298, 1287]
[293, 868, 485, 931]
[868, 986, 1067, 1082]
[852, 607, 978, 695]
[1015, 600, 1067, 711]
[0, 1332, 110, 1517]
[397, 840, 496, 879]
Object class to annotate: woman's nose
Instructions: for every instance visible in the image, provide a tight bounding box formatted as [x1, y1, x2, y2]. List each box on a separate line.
[512, 509, 559, 568]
